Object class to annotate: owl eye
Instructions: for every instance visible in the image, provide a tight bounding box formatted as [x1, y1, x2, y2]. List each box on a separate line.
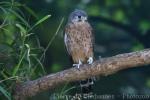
[78, 16, 81, 18]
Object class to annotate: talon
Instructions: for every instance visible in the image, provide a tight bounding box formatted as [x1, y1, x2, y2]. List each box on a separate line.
[92, 77, 96, 81]
[73, 59, 82, 68]
[99, 56, 101, 59]
[87, 57, 93, 64]
[99, 56, 102, 62]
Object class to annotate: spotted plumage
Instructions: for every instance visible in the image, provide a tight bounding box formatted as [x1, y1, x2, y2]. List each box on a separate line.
[64, 9, 94, 93]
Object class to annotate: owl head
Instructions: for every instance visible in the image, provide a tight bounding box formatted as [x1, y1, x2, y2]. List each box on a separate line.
[68, 9, 88, 23]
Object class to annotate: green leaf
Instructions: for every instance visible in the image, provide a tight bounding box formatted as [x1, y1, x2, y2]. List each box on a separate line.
[44, 17, 64, 52]
[23, 5, 38, 20]
[87, 5, 100, 16]
[139, 20, 150, 34]
[51, 63, 62, 72]
[9, 9, 30, 28]
[0, 86, 11, 100]
[0, 1, 11, 6]
[12, 51, 26, 76]
[16, 24, 26, 37]
[132, 42, 144, 51]
[113, 10, 125, 22]
[146, 79, 150, 88]
[28, 14, 51, 32]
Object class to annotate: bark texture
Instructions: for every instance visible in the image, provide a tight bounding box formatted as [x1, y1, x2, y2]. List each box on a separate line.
[13, 49, 150, 100]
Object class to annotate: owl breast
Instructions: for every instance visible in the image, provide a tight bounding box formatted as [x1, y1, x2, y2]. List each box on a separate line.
[65, 22, 94, 64]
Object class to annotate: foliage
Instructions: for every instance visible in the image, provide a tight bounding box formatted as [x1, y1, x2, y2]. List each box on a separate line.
[0, 0, 52, 99]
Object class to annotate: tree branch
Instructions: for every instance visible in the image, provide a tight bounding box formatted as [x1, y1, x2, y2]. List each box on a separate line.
[13, 49, 150, 100]
[89, 16, 150, 48]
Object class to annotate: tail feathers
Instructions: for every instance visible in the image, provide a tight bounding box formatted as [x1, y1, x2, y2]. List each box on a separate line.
[80, 78, 94, 93]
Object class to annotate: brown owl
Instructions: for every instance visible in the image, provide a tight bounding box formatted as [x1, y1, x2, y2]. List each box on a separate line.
[64, 9, 95, 93]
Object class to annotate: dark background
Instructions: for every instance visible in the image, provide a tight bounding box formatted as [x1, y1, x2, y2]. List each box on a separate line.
[0, 0, 150, 100]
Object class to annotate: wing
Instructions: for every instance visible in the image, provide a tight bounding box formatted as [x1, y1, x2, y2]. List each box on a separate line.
[89, 24, 95, 53]
[64, 33, 71, 55]
[64, 23, 72, 56]
[86, 23, 95, 54]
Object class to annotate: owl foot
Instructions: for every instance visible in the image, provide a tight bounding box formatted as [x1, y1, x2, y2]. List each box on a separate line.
[87, 57, 93, 64]
[99, 56, 102, 63]
[92, 77, 96, 81]
[73, 59, 82, 69]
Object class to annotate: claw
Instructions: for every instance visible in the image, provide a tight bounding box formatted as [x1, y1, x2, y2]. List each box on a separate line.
[99, 56, 102, 63]
[73, 59, 82, 68]
[92, 77, 96, 81]
[87, 57, 93, 64]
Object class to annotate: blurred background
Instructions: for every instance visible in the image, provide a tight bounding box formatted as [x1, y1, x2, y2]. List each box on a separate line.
[0, 0, 150, 100]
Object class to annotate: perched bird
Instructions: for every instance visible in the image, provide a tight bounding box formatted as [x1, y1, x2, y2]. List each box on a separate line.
[64, 9, 95, 93]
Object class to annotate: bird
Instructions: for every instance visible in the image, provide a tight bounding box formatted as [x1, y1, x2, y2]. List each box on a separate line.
[64, 9, 95, 93]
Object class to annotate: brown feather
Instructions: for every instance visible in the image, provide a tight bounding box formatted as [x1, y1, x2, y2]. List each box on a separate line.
[64, 22, 94, 64]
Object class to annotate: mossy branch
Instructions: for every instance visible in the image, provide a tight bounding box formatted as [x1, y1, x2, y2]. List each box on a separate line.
[13, 49, 150, 100]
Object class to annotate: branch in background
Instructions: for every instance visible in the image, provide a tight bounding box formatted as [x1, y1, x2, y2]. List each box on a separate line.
[89, 16, 150, 48]
[13, 49, 150, 100]
[142, 29, 150, 47]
